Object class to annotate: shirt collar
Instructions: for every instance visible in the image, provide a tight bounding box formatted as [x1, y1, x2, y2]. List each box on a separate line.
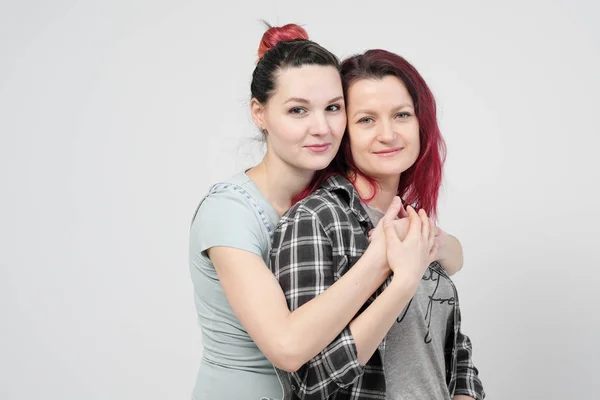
[321, 174, 373, 229]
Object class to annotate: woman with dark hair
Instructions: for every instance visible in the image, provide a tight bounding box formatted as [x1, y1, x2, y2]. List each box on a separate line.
[189, 25, 463, 400]
[270, 50, 485, 399]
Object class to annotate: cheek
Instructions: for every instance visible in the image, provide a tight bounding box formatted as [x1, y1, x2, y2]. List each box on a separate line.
[348, 132, 370, 161]
[405, 122, 420, 151]
[329, 114, 347, 138]
[272, 119, 306, 145]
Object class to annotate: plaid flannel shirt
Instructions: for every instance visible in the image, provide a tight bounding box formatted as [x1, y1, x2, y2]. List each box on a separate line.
[268, 175, 485, 400]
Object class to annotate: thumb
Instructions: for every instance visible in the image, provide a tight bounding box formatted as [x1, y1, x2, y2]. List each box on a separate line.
[383, 196, 402, 222]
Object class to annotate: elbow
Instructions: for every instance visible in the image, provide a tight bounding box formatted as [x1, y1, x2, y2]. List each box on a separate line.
[273, 358, 303, 373]
[264, 337, 306, 372]
[449, 259, 463, 276]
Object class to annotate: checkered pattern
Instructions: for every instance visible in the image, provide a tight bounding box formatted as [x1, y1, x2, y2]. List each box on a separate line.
[269, 175, 485, 399]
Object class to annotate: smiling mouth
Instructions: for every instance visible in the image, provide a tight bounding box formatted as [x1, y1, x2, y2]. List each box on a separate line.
[305, 144, 331, 153]
[374, 147, 403, 156]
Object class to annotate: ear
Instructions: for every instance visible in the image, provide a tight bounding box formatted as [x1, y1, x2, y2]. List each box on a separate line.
[250, 98, 266, 131]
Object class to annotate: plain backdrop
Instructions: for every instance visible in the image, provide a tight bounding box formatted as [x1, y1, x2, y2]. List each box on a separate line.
[1, 0, 599, 399]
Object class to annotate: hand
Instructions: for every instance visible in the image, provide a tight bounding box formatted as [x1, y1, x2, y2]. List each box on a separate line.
[365, 197, 403, 273]
[368, 199, 408, 242]
[383, 206, 436, 292]
[452, 395, 476, 400]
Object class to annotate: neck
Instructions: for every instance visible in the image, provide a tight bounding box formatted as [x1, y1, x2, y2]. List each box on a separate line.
[353, 172, 401, 212]
[246, 151, 313, 216]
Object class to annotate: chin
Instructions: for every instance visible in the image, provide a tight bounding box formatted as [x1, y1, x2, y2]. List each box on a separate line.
[292, 158, 332, 173]
[306, 161, 332, 172]
[369, 168, 404, 180]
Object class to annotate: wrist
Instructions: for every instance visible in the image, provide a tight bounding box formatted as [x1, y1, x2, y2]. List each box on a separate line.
[363, 246, 389, 275]
[389, 272, 420, 297]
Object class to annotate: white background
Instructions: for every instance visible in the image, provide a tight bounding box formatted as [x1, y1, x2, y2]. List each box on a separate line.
[1, 0, 599, 399]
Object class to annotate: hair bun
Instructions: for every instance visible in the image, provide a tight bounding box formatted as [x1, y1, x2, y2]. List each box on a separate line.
[258, 23, 309, 60]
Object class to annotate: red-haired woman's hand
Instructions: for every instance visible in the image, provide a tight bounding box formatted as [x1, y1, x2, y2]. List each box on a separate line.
[365, 197, 403, 274]
[383, 206, 436, 293]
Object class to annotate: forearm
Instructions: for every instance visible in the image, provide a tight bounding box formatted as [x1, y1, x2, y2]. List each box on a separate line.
[282, 250, 389, 369]
[453, 396, 476, 400]
[348, 277, 415, 365]
[436, 233, 463, 276]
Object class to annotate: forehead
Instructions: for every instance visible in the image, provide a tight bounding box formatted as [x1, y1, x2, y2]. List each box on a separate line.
[271, 65, 342, 101]
[347, 76, 413, 108]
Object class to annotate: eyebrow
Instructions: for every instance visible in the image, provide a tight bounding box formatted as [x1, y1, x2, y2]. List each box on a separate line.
[352, 103, 414, 118]
[284, 96, 344, 105]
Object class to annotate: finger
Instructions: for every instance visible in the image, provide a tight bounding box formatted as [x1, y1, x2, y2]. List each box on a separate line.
[391, 218, 410, 241]
[419, 209, 430, 240]
[384, 218, 403, 247]
[406, 206, 422, 238]
[398, 199, 409, 218]
[432, 222, 439, 237]
[429, 223, 437, 253]
[367, 227, 375, 243]
[383, 196, 402, 222]
[429, 219, 436, 243]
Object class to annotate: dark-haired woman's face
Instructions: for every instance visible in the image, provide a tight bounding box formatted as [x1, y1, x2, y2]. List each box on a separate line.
[346, 76, 419, 180]
[252, 65, 346, 173]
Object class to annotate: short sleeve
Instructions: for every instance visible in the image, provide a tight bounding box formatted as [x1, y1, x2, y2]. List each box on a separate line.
[190, 188, 267, 259]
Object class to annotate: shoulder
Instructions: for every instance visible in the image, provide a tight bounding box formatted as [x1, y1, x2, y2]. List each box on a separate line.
[195, 183, 254, 220]
[193, 172, 261, 221]
[190, 175, 267, 248]
[278, 188, 352, 234]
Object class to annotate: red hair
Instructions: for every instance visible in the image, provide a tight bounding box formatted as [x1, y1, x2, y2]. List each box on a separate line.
[296, 50, 446, 219]
[258, 23, 309, 60]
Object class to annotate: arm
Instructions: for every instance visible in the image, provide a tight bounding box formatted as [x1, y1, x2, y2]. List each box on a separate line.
[348, 207, 437, 364]
[206, 198, 402, 373]
[208, 245, 385, 373]
[270, 206, 370, 398]
[278, 205, 437, 400]
[435, 228, 463, 276]
[383, 218, 463, 276]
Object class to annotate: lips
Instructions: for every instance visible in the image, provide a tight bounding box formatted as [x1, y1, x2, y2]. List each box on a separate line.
[305, 144, 331, 153]
[374, 147, 403, 156]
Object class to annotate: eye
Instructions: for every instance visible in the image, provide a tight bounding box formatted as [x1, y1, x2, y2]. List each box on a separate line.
[357, 117, 374, 124]
[326, 104, 341, 112]
[289, 107, 306, 115]
[395, 112, 411, 119]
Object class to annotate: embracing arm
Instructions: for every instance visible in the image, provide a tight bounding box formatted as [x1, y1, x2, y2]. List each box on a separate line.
[435, 228, 463, 276]
[349, 206, 437, 365]
[275, 203, 439, 399]
[207, 199, 403, 373]
[209, 245, 386, 372]
[383, 216, 463, 276]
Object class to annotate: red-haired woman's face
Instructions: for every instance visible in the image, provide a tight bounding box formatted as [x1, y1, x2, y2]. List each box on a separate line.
[346, 76, 420, 180]
[251, 65, 346, 173]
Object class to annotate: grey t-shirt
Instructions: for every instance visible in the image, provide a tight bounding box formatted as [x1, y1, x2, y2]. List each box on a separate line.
[364, 204, 454, 400]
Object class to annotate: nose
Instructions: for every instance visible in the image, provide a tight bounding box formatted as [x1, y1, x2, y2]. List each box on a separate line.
[377, 120, 396, 142]
[309, 112, 331, 136]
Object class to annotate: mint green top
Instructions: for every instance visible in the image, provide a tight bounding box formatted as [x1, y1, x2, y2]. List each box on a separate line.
[189, 172, 283, 400]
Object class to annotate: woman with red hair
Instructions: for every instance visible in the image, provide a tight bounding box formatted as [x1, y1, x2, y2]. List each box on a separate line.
[270, 50, 485, 399]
